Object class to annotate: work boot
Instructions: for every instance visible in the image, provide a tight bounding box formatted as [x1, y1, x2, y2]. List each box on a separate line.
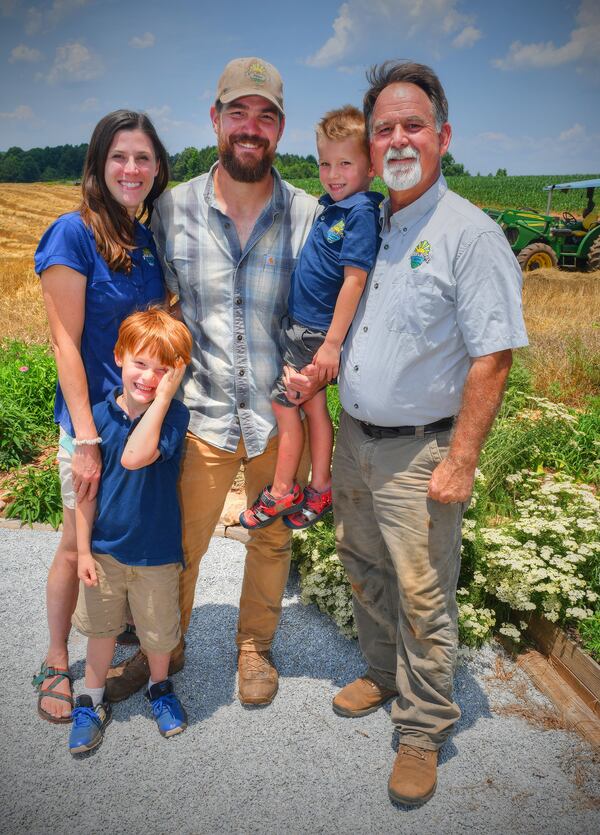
[388, 744, 438, 805]
[332, 676, 398, 717]
[105, 650, 150, 703]
[237, 650, 278, 705]
[105, 648, 186, 703]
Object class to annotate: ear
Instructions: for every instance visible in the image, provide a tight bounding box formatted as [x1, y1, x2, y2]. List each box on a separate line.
[439, 122, 452, 157]
[153, 159, 160, 178]
[210, 105, 219, 136]
[114, 351, 123, 368]
[277, 114, 285, 143]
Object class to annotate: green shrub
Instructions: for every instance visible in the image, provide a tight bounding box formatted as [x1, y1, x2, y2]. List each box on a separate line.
[0, 399, 42, 470]
[578, 609, 600, 663]
[0, 340, 57, 432]
[4, 460, 62, 529]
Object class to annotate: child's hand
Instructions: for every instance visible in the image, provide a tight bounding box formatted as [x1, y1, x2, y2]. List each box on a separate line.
[312, 342, 340, 383]
[155, 358, 186, 402]
[78, 552, 98, 587]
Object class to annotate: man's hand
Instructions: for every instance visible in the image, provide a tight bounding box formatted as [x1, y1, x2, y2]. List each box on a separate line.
[155, 358, 186, 403]
[72, 444, 102, 502]
[428, 456, 475, 504]
[283, 363, 324, 405]
[78, 552, 98, 587]
[312, 342, 340, 383]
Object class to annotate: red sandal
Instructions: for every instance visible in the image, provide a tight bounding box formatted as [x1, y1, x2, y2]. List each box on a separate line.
[283, 485, 332, 530]
[239, 483, 304, 530]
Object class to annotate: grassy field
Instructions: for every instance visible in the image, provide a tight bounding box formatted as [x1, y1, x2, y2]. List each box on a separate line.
[1, 183, 598, 406]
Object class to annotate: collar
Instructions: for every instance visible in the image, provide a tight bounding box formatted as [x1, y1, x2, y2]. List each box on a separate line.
[318, 190, 384, 211]
[204, 162, 284, 216]
[381, 175, 447, 231]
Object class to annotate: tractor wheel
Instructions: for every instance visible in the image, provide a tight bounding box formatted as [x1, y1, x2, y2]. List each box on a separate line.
[587, 238, 600, 273]
[517, 243, 558, 272]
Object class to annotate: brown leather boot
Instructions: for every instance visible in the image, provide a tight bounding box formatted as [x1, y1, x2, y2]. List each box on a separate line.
[332, 676, 398, 717]
[388, 744, 438, 805]
[105, 648, 185, 703]
[237, 650, 278, 705]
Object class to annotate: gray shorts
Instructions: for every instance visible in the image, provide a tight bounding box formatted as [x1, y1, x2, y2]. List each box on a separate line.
[271, 316, 326, 407]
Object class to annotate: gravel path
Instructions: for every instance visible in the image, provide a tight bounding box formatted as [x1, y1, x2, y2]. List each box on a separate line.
[1, 527, 599, 834]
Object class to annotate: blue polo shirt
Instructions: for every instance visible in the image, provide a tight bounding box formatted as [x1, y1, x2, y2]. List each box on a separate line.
[90, 389, 190, 567]
[34, 211, 165, 436]
[288, 190, 383, 331]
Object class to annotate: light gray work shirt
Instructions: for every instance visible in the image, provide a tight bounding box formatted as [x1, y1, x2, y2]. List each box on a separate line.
[151, 165, 318, 456]
[339, 175, 528, 426]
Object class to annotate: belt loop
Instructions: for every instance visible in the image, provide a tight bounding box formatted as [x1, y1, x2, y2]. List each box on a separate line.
[415, 425, 425, 439]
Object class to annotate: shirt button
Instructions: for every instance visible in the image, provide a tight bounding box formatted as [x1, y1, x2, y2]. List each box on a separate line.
[383, 244, 389, 250]
[236, 334, 243, 342]
[373, 282, 379, 289]
[239, 401, 246, 409]
[239, 369, 245, 376]
[235, 297, 242, 305]
[353, 404, 359, 409]
[363, 326, 368, 332]
[403, 227, 407, 232]
[354, 365, 359, 371]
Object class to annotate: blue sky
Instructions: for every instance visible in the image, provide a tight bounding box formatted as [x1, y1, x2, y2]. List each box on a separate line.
[1, 0, 599, 175]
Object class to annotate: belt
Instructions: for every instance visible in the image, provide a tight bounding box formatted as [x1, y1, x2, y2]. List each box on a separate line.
[358, 416, 454, 439]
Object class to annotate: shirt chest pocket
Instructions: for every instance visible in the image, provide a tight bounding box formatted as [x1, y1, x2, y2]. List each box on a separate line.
[385, 270, 436, 335]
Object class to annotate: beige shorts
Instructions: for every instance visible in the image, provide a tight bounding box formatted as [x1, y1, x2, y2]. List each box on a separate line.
[57, 427, 76, 510]
[72, 553, 182, 654]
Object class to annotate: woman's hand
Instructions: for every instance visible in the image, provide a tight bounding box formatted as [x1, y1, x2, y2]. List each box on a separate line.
[72, 443, 102, 501]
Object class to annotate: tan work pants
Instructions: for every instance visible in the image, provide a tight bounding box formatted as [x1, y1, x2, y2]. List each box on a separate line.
[177, 426, 310, 652]
[332, 411, 465, 750]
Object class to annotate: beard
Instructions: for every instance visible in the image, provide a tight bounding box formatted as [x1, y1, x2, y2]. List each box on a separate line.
[382, 146, 422, 191]
[218, 132, 276, 183]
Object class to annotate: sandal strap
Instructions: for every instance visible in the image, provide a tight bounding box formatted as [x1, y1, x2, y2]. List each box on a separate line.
[32, 663, 72, 690]
[38, 690, 74, 706]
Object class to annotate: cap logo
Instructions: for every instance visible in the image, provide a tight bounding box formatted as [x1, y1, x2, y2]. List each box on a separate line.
[246, 61, 267, 85]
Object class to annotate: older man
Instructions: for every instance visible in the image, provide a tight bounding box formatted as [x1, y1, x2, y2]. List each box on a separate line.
[331, 61, 528, 805]
[106, 57, 317, 706]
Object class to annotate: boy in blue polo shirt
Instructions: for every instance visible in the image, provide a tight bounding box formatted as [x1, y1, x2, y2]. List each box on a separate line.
[240, 105, 382, 531]
[68, 307, 192, 754]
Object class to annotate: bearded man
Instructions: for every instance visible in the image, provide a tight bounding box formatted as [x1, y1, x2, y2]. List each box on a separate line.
[330, 61, 528, 805]
[105, 57, 317, 706]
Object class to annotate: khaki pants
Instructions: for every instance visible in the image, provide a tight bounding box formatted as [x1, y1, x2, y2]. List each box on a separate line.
[332, 411, 465, 751]
[177, 425, 310, 652]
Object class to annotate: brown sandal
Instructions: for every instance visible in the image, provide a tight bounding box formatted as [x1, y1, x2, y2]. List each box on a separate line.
[32, 661, 73, 724]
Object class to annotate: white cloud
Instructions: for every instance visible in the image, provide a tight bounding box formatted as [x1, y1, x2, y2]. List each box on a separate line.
[305, 0, 480, 67]
[129, 32, 155, 49]
[198, 88, 212, 101]
[26, 0, 89, 33]
[452, 25, 481, 49]
[71, 96, 99, 112]
[558, 123, 586, 142]
[9, 44, 43, 62]
[493, 0, 600, 70]
[145, 104, 186, 131]
[0, 104, 34, 120]
[44, 41, 104, 83]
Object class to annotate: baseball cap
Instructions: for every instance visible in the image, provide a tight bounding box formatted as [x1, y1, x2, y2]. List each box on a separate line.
[216, 57, 284, 116]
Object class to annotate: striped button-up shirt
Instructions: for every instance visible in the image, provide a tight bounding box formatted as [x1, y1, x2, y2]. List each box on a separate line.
[151, 165, 318, 456]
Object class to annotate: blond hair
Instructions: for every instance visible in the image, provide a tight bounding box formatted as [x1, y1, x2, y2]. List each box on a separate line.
[114, 307, 192, 366]
[315, 105, 369, 155]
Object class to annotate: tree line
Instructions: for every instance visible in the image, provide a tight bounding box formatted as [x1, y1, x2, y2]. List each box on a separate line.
[0, 143, 471, 183]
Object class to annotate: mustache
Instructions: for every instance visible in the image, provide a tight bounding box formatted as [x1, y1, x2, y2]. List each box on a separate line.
[230, 133, 269, 150]
[385, 147, 420, 161]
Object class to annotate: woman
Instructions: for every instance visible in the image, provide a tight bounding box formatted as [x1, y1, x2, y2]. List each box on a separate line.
[33, 110, 170, 722]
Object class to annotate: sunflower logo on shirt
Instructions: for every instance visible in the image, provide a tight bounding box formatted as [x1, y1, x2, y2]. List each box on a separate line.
[410, 240, 431, 269]
[326, 219, 345, 243]
[142, 248, 155, 266]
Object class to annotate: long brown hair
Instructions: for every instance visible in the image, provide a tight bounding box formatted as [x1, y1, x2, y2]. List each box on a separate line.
[79, 110, 169, 273]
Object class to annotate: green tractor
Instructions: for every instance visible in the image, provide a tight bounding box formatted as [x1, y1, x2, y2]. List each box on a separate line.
[484, 178, 600, 272]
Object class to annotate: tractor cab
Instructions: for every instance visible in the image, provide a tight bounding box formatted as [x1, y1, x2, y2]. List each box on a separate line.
[484, 178, 600, 272]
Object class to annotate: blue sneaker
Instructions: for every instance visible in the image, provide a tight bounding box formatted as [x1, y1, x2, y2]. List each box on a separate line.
[147, 679, 187, 738]
[68, 695, 112, 755]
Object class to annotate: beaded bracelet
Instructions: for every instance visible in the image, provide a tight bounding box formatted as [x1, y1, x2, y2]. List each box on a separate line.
[72, 437, 102, 447]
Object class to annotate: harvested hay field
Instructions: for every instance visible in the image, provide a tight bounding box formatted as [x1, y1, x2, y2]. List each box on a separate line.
[0, 183, 79, 343]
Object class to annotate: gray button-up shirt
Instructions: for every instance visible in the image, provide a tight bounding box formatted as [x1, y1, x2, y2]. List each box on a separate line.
[339, 176, 528, 426]
[151, 165, 318, 456]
